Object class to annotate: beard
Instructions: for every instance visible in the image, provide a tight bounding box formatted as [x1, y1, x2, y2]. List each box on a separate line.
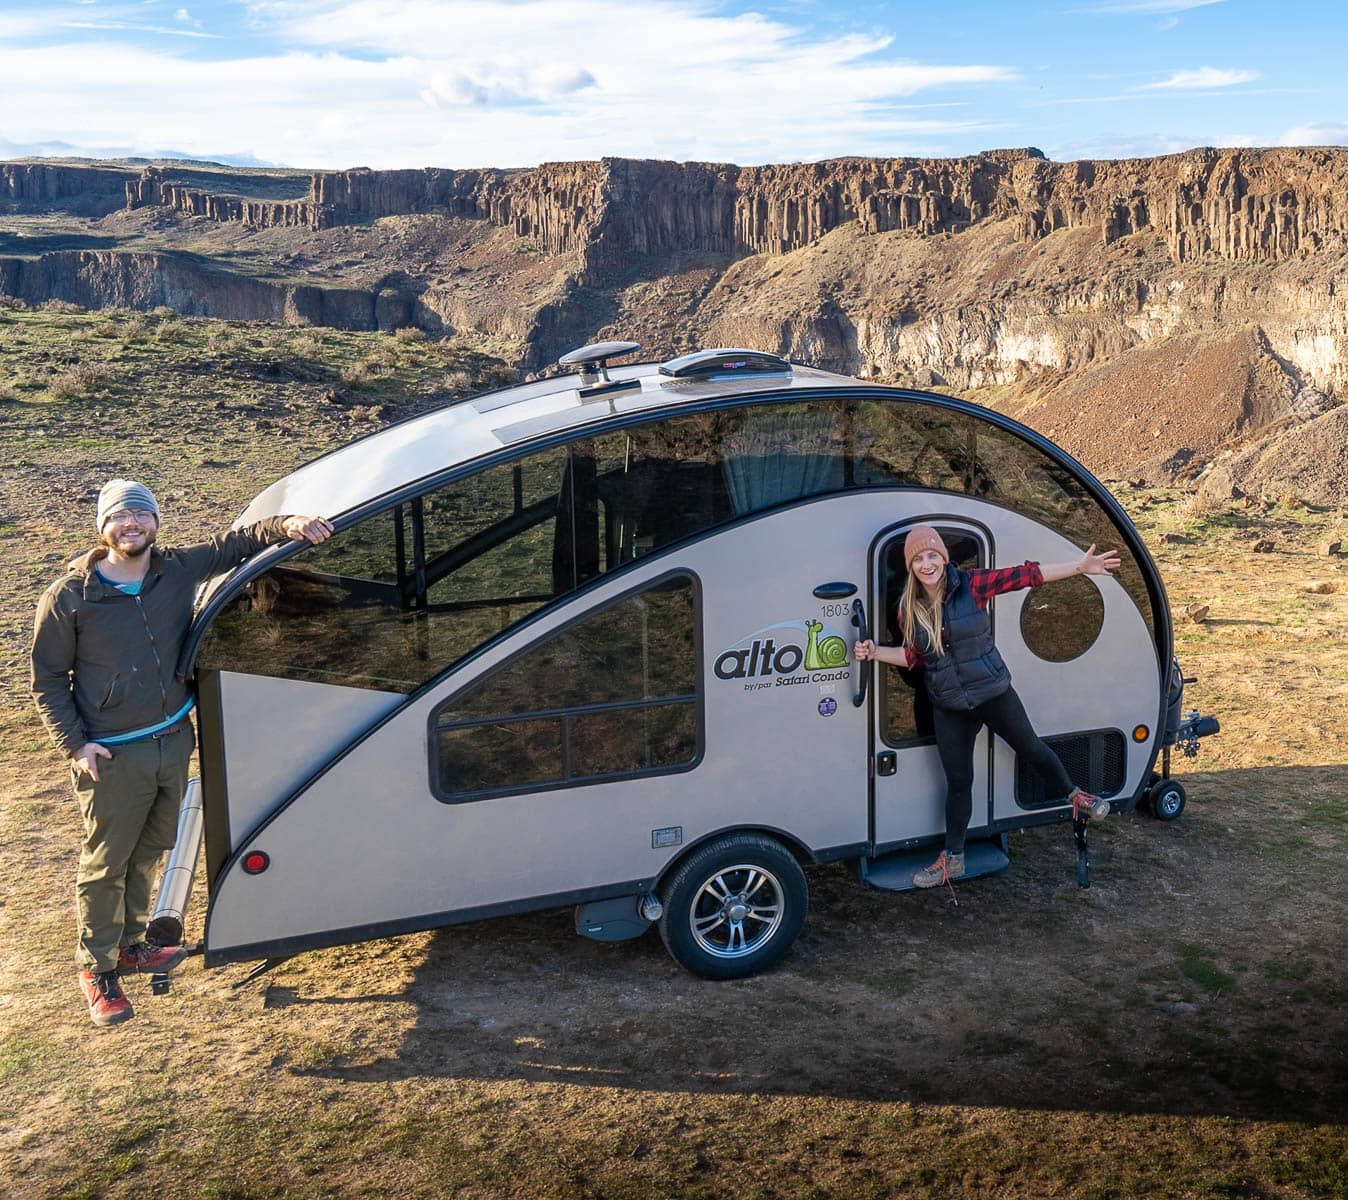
[99, 526, 157, 558]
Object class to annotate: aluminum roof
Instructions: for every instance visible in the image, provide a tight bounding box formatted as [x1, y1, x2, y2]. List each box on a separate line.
[237, 360, 861, 525]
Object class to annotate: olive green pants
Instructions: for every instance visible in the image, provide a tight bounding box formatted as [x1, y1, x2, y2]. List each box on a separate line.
[71, 724, 195, 973]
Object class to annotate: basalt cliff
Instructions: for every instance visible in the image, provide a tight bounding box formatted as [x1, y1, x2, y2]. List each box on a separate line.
[4, 148, 1348, 498]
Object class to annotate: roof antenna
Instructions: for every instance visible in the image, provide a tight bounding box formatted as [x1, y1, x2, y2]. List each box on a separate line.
[559, 340, 642, 399]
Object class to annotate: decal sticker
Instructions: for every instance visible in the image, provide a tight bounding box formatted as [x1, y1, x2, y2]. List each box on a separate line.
[818, 697, 838, 717]
[714, 619, 852, 695]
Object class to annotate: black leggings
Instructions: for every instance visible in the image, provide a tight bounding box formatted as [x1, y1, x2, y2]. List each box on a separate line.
[932, 686, 1076, 854]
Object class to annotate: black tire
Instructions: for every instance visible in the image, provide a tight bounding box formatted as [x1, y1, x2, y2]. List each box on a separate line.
[1150, 780, 1187, 822]
[658, 833, 808, 980]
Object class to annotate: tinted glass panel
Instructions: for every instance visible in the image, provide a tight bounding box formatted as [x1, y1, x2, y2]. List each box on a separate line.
[199, 394, 1158, 692]
[967, 421, 1153, 640]
[432, 575, 700, 801]
[199, 449, 569, 692]
[1020, 573, 1106, 662]
[570, 704, 698, 778]
[438, 719, 564, 794]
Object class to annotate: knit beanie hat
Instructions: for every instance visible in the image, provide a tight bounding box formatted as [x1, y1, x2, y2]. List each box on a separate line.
[97, 479, 160, 531]
[903, 524, 949, 571]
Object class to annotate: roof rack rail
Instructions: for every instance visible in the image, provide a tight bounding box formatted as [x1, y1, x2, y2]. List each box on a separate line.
[660, 348, 792, 380]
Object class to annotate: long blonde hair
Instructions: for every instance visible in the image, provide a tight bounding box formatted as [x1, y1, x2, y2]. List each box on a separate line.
[900, 569, 946, 658]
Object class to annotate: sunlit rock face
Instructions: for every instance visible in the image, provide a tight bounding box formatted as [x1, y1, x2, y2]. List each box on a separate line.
[5, 148, 1348, 496]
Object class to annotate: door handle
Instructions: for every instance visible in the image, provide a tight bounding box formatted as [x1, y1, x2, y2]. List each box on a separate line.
[850, 598, 870, 708]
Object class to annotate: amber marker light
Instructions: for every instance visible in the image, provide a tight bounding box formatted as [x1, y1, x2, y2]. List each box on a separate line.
[242, 850, 270, 875]
[1132, 725, 1150, 743]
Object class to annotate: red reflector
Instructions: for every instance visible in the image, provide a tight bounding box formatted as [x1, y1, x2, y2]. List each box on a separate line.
[242, 851, 270, 875]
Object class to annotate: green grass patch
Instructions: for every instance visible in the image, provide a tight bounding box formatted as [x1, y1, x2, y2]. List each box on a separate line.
[0, 1031, 63, 1081]
[1175, 944, 1237, 993]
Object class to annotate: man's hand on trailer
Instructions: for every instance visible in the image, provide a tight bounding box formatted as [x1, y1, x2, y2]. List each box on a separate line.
[282, 516, 335, 544]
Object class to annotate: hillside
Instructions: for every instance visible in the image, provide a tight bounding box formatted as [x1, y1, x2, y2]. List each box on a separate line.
[3, 149, 1348, 500]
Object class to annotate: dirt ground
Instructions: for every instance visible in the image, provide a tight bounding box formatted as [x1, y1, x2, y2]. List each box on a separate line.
[1, 309, 1346, 1198]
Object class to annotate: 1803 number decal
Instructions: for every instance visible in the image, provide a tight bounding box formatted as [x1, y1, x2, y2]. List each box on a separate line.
[818, 602, 851, 618]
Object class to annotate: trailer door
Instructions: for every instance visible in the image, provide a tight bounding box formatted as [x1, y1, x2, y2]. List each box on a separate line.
[870, 522, 991, 852]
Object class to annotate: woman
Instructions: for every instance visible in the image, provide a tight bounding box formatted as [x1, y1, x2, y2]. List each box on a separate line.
[854, 525, 1120, 889]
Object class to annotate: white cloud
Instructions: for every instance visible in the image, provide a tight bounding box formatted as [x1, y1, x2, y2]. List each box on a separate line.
[1048, 132, 1198, 160]
[1136, 67, 1257, 91]
[1278, 123, 1348, 146]
[0, 1, 1019, 167]
[1076, 0, 1226, 13]
[0, 3, 216, 39]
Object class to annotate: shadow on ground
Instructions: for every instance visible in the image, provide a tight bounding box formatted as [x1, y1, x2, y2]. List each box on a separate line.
[264, 764, 1346, 1123]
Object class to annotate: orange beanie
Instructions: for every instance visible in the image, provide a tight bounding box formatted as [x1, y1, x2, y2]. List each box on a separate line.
[903, 524, 949, 570]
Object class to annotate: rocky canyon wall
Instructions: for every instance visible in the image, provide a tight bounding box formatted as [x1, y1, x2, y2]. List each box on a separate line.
[3, 164, 133, 215]
[114, 148, 1348, 271]
[0, 250, 393, 330]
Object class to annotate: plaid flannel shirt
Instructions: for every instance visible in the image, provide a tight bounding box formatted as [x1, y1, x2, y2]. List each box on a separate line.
[900, 561, 1043, 668]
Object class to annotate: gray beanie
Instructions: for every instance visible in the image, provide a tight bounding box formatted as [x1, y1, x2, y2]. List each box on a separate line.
[97, 479, 160, 531]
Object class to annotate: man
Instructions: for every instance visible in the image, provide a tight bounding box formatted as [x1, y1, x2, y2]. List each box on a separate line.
[31, 478, 333, 1028]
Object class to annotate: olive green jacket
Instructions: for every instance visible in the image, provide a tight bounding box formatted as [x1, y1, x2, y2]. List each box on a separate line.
[31, 519, 290, 757]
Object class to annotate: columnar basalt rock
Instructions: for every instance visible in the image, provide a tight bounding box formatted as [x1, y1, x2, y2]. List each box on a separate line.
[102, 148, 1348, 271]
[3, 164, 134, 214]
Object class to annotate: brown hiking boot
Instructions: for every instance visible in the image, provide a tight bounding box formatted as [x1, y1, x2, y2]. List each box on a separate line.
[117, 941, 189, 976]
[1070, 788, 1111, 823]
[913, 851, 965, 889]
[79, 970, 134, 1027]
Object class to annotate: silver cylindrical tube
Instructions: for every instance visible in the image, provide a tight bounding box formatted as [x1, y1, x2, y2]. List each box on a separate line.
[147, 776, 204, 946]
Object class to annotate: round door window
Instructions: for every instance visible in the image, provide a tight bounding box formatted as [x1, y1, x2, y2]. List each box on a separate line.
[1019, 573, 1104, 663]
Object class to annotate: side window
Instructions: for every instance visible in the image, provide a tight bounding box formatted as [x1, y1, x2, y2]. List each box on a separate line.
[431, 574, 701, 801]
[879, 527, 984, 746]
[198, 449, 570, 692]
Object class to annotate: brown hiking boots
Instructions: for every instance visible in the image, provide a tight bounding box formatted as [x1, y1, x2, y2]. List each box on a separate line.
[79, 970, 134, 1027]
[913, 850, 965, 889]
[117, 941, 188, 976]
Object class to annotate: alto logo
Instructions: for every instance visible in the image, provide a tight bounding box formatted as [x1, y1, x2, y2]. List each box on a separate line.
[714, 619, 850, 681]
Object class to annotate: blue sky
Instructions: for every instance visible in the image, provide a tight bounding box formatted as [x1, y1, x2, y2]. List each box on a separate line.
[1, 0, 1344, 168]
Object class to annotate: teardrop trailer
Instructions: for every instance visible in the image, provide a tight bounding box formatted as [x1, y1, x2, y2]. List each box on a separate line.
[152, 341, 1218, 985]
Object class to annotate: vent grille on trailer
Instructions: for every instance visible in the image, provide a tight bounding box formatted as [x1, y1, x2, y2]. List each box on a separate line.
[1016, 729, 1126, 808]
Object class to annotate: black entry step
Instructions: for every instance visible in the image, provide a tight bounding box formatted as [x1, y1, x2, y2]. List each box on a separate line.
[858, 837, 1010, 893]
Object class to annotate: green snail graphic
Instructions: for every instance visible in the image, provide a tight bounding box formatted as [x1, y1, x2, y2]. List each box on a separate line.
[804, 619, 849, 670]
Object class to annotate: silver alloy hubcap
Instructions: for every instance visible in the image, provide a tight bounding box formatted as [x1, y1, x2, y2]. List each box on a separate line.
[688, 863, 785, 959]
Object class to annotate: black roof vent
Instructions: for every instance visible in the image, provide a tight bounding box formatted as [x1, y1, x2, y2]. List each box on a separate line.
[558, 340, 641, 399]
[659, 348, 792, 380]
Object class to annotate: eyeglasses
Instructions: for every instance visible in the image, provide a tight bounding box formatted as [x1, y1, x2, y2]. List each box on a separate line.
[106, 509, 157, 526]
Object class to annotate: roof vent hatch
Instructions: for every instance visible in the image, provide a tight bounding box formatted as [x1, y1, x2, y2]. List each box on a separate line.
[660, 348, 792, 380]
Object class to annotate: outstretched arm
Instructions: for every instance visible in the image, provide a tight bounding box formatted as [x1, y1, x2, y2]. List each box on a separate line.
[1039, 544, 1120, 583]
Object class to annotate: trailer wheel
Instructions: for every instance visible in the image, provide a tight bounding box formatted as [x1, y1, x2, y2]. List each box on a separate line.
[1150, 780, 1186, 822]
[659, 834, 807, 980]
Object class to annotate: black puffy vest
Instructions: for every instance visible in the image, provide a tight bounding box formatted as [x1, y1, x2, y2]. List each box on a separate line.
[909, 564, 1012, 712]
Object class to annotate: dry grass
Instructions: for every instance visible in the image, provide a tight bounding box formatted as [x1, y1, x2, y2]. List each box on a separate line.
[0, 320, 1343, 1197]
[45, 362, 116, 401]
